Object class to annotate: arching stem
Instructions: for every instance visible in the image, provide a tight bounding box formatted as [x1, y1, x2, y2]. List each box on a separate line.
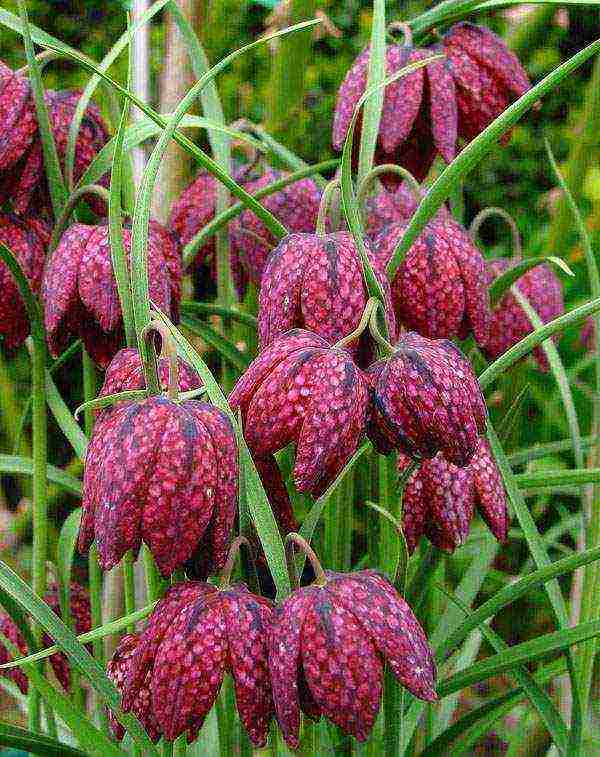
[140, 320, 179, 400]
[316, 179, 341, 236]
[285, 533, 327, 587]
[16, 50, 62, 76]
[369, 305, 396, 355]
[49, 184, 112, 252]
[469, 206, 523, 259]
[387, 21, 413, 47]
[219, 536, 252, 588]
[335, 297, 379, 349]
[357, 163, 422, 219]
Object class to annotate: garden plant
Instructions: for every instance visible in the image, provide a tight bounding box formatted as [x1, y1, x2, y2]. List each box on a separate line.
[0, 0, 599, 755]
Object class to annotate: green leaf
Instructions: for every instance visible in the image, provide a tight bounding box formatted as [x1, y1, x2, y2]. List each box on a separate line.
[45, 372, 88, 461]
[0, 722, 86, 757]
[16, 1, 67, 219]
[357, 0, 385, 183]
[181, 315, 251, 372]
[438, 618, 600, 697]
[489, 256, 574, 306]
[180, 301, 258, 329]
[386, 38, 600, 279]
[439, 586, 568, 751]
[516, 468, 600, 490]
[509, 434, 600, 467]
[0, 561, 159, 754]
[0, 455, 81, 496]
[56, 508, 82, 630]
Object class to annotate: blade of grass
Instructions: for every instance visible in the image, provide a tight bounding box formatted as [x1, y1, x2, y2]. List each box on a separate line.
[490, 256, 574, 306]
[0, 722, 86, 757]
[44, 372, 88, 461]
[0, 455, 81, 496]
[357, 0, 385, 183]
[181, 315, 251, 372]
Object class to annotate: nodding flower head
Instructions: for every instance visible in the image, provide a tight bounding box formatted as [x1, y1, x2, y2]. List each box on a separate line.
[399, 437, 508, 553]
[269, 567, 436, 748]
[367, 332, 487, 467]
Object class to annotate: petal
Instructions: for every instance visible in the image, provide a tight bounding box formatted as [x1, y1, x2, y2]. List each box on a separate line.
[151, 599, 227, 741]
[258, 234, 305, 349]
[332, 47, 370, 151]
[427, 54, 458, 164]
[421, 455, 475, 552]
[42, 224, 92, 353]
[294, 349, 369, 496]
[78, 226, 121, 333]
[326, 571, 437, 701]
[398, 456, 429, 553]
[301, 594, 383, 741]
[140, 400, 216, 577]
[268, 587, 316, 749]
[471, 438, 509, 542]
[223, 588, 274, 747]
[187, 403, 238, 573]
[254, 455, 298, 537]
[379, 46, 425, 154]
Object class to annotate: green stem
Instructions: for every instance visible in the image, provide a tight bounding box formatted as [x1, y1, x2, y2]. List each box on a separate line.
[122, 553, 136, 635]
[48, 184, 111, 251]
[357, 163, 421, 211]
[29, 332, 47, 733]
[285, 533, 327, 587]
[315, 179, 340, 236]
[469, 206, 522, 258]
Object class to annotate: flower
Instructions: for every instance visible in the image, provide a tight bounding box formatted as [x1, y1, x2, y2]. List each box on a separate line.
[269, 568, 436, 747]
[0, 611, 29, 694]
[0, 211, 47, 350]
[363, 181, 420, 238]
[229, 168, 322, 288]
[367, 332, 487, 466]
[0, 82, 110, 216]
[399, 438, 508, 553]
[107, 634, 162, 743]
[78, 395, 237, 577]
[374, 210, 490, 346]
[43, 583, 91, 691]
[42, 222, 182, 367]
[483, 260, 564, 371]
[442, 23, 530, 144]
[333, 41, 457, 184]
[229, 330, 369, 510]
[257, 231, 396, 364]
[121, 581, 273, 746]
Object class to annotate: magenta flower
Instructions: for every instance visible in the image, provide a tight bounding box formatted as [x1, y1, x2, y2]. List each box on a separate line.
[230, 330, 369, 508]
[367, 332, 487, 466]
[78, 395, 237, 577]
[483, 259, 564, 371]
[43, 583, 91, 691]
[269, 569, 436, 748]
[42, 222, 181, 367]
[0, 211, 47, 350]
[399, 438, 508, 553]
[0, 612, 29, 694]
[364, 181, 421, 238]
[0, 61, 38, 173]
[374, 210, 490, 346]
[121, 581, 274, 746]
[257, 231, 396, 364]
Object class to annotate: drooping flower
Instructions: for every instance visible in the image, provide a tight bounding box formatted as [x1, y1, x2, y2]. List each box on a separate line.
[399, 437, 508, 553]
[43, 583, 91, 691]
[257, 231, 396, 363]
[229, 330, 369, 522]
[229, 168, 322, 288]
[363, 181, 421, 239]
[367, 332, 487, 466]
[42, 222, 182, 367]
[78, 395, 237, 577]
[269, 568, 436, 748]
[442, 22, 531, 144]
[333, 40, 457, 184]
[0, 611, 29, 694]
[107, 634, 162, 743]
[483, 259, 564, 371]
[374, 211, 490, 346]
[0, 211, 47, 350]
[0, 82, 110, 216]
[121, 581, 274, 746]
